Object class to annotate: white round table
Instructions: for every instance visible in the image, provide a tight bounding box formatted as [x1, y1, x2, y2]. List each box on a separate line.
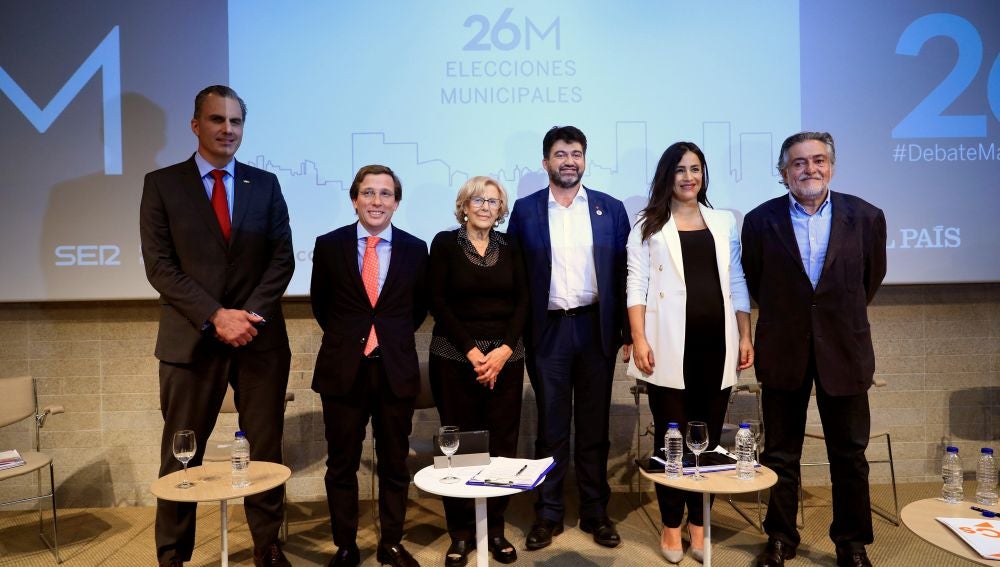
[151, 461, 291, 567]
[414, 462, 539, 567]
[639, 466, 777, 567]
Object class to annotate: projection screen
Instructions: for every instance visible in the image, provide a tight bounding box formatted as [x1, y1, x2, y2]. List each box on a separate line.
[1, 0, 998, 301]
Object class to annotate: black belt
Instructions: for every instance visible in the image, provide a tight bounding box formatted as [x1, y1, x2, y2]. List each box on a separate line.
[548, 302, 599, 317]
[363, 346, 383, 359]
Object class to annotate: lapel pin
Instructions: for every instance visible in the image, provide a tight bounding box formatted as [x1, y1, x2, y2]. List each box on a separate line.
[595, 205, 603, 216]
[242, 179, 250, 184]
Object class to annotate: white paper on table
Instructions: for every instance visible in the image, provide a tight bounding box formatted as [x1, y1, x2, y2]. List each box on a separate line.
[466, 457, 554, 489]
[937, 516, 1000, 559]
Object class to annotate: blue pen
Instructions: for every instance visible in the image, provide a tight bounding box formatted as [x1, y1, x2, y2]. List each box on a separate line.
[971, 505, 998, 517]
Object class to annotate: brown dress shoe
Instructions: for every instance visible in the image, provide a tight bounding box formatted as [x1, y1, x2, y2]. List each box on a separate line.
[254, 541, 292, 567]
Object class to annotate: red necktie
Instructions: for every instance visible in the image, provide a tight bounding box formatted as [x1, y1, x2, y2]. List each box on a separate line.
[210, 169, 231, 241]
[361, 236, 381, 355]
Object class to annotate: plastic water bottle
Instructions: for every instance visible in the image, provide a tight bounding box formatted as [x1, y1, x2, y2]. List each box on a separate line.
[735, 422, 755, 480]
[942, 446, 963, 503]
[664, 422, 684, 479]
[977, 447, 998, 506]
[231, 431, 250, 489]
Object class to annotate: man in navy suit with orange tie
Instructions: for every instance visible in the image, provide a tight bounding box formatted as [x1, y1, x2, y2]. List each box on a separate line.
[140, 85, 294, 567]
[507, 126, 632, 551]
[310, 165, 428, 567]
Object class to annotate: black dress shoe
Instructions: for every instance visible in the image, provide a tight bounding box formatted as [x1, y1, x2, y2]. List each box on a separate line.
[488, 535, 517, 564]
[580, 517, 621, 548]
[755, 539, 797, 567]
[445, 539, 474, 567]
[376, 542, 420, 567]
[836, 548, 873, 567]
[327, 545, 361, 567]
[525, 519, 563, 550]
[254, 542, 292, 567]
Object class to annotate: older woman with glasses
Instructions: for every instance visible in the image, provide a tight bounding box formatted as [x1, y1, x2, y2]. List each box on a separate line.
[428, 176, 528, 566]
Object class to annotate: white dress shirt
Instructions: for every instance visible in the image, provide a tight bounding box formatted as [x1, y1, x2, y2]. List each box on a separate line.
[547, 187, 598, 310]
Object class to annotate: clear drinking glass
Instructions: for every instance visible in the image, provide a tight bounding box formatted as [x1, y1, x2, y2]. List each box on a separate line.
[686, 421, 710, 480]
[745, 419, 763, 469]
[172, 429, 197, 489]
[438, 426, 460, 484]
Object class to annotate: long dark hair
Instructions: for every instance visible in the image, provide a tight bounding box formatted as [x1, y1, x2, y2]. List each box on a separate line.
[638, 142, 712, 242]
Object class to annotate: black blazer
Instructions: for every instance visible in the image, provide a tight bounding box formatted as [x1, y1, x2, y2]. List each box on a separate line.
[741, 191, 887, 396]
[310, 223, 428, 398]
[139, 156, 294, 364]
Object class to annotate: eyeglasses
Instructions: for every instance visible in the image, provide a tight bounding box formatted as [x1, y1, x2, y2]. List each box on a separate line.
[469, 197, 500, 209]
[358, 189, 395, 201]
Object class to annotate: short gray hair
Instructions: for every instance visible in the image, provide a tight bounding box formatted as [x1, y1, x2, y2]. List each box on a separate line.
[194, 85, 247, 120]
[776, 131, 835, 187]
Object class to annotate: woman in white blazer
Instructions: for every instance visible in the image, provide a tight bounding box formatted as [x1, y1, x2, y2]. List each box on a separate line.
[626, 142, 753, 563]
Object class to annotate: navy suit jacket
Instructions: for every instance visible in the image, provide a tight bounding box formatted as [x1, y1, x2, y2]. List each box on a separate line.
[506, 187, 631, 357]
[310, 223, 428, 398]
[139, 155, 294, 364]
[741, 191, 887, 396]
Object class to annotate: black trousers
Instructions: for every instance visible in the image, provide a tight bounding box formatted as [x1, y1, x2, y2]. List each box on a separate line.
[321, 356, 415, 548]
[529, 310, 615, 523]
[761, 364, 873, 552]
[156, 343, 290, 564]
[430, 352, 525, 540]
[646, 382, 731, 527]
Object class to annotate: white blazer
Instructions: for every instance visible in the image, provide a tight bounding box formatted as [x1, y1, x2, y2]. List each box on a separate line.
[625, 205, 750, 390]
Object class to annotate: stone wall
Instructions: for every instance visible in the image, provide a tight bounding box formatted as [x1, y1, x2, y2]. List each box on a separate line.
[0, 283, 996, 507]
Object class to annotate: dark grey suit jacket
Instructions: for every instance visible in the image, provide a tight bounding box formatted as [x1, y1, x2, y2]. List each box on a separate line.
[139, 155, 294, 363]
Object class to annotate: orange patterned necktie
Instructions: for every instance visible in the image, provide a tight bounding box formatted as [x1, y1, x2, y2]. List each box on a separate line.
[210, 169, 231, 241]
[361, 236, 381, 355]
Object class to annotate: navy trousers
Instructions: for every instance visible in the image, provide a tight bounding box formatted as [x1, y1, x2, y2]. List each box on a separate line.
[529, 310, 616, 523]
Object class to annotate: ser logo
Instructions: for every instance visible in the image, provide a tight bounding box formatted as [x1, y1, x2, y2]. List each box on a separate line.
[54, 245, 121, 266]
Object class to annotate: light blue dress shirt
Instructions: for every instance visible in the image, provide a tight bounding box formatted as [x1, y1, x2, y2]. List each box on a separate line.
[194, 153, 235, 220]
[788, 192, 832, 289]
[356, 223, 392, 294]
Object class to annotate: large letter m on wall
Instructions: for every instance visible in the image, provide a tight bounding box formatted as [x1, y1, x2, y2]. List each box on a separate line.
[0, 26, 121, 175]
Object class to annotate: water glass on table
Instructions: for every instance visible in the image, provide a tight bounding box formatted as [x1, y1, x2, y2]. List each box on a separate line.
[438, 426, 460, 484]
[172, 429, 197, 489]
[686, 421, 709, 480]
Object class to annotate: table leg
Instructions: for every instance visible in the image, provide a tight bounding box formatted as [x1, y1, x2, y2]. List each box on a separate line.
[221, 499, 229, 567]
[703, 492, 711, 567]
[474, 497, 488, 567]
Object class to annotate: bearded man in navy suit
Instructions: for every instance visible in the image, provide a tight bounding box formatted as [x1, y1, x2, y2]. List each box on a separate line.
[507, 126, 632, 551]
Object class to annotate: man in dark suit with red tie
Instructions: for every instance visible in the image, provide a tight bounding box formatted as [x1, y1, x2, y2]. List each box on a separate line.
[310, 165, 428, 567]
[140, 85, 294, 567]
[742, 132, 887, 567]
